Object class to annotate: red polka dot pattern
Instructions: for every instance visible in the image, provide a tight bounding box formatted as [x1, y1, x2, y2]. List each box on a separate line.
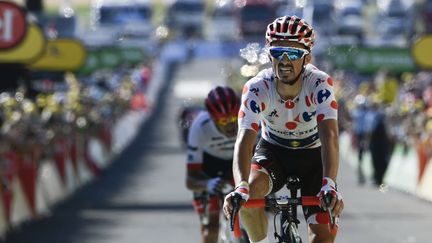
[285, 100, 295, 109]
[239, 110, 246, 118]
[251, 123, 259, 132]
[261, 102, 266, 111]
[243, 98, 249, 109]
[317, 114, 325, 122]
[285, 122, 297, 130]
[331, 100, 338, 109]
[305, 96, 311, 107]
[327, 77, 333, 86]
[242, 85, 248, 94]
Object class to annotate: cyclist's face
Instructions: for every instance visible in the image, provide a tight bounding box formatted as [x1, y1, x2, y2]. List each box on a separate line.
[215, 121, 238, 138]
[269, 41, 311, 85]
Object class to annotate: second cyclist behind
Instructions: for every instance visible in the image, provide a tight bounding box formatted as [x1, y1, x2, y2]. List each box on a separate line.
[186, 86, 241, 243]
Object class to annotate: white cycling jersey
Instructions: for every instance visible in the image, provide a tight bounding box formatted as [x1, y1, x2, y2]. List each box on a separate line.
[187, 111, 236, 169]
[239, 64, 338, 149]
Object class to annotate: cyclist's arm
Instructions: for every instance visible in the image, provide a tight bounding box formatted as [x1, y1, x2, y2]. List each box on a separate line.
[185, 113, 208, 192]
[317, 119, 339, 181]
[233, 128, 257, 185]
[186, 167, 209, 192]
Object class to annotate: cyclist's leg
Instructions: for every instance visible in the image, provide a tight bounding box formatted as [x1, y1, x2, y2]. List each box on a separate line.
[201, 211, 220, 243]
[240, 140, 287, 242]
[239, 169, 269, 242]
[308, 223, 336, 243]
[298, 148, 337, 243]
[193, 195, 221, 243]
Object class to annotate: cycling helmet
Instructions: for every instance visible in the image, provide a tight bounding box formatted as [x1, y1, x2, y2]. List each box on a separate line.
[265, 15, 315, 50]
[205, 86, 240, 121]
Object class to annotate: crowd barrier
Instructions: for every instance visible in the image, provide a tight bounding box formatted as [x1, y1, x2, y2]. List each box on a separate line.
[340, 132, 432, 202]
[0, 48, 179, 238]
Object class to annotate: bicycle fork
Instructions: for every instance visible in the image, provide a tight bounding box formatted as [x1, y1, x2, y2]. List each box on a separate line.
[275, 177, 303, 243]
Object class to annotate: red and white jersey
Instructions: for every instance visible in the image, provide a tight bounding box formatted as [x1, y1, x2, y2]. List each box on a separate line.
[187, 111, 236, 168]
[239, 64, 338, 149]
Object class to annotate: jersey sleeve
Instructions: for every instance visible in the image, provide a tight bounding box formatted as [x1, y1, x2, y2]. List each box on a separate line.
[313, 75, 338, 123]
[186, 118, 204, 170]
[238, 80, 268, 133]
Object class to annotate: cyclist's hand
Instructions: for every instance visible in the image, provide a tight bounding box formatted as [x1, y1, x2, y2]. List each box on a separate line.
[222, 182, 249, 219]
[206, 177, 224, 194]
[318, 177, 344, 217]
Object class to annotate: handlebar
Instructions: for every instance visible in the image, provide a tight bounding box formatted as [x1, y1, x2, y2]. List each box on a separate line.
[230, 196, 321, 238]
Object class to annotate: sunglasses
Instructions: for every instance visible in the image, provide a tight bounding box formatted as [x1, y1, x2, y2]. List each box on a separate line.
[268, 46, 309, 61]
[215, 116, 238, 126]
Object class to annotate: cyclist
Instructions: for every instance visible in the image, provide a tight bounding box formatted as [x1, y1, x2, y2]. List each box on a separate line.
[223, 15, 344, 243]
[186, 86, 241, 243]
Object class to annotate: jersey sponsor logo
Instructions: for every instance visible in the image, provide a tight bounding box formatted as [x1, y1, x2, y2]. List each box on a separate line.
[317, 89, 331, 104]
[188, 145, 198, 151]
[302, 111, 316, 122]
[270, 171, 277, 180]
[315, 78, 325, 87]
[250, 87, 259, 96]
[291, 140, 301, 147]
[268, 131, 320, 148]
[267, 126, 317, 137]
[250, 100, 261, 113]
[269, 109, 279, 118]
[243, 98, 249, 110]
[255, 155, 267, 163]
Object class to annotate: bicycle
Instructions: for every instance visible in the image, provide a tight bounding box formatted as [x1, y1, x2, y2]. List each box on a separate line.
[230, 176, 336, 243]
[198, 185, 250, 243]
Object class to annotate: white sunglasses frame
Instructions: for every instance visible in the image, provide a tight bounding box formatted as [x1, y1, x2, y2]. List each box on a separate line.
[268, 46, 310, 61]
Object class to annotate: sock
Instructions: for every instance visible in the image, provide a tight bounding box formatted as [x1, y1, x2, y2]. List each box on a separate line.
[251, 236, 269, 243]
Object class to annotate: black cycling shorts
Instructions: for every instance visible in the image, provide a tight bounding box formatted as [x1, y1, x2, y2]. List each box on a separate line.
[202, 152, 233, 181]
[251, 139, 325, 219]
[191, 152, 234, 215]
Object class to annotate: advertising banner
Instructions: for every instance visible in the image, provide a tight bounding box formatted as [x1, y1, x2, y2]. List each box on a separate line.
[28, 39, 86, 71]
[0, 24, 45, 63]
[0, 1, 27, 49]
[328, 47, 416, 74]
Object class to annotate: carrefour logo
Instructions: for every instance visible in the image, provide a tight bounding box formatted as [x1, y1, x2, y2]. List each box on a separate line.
[302, 111, 316, 122]
[317, 89, 331, 104]
[250, 100, 261, 113]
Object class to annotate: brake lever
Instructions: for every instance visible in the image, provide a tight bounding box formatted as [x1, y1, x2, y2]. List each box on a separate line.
[230, 194, 242, 231]
[323, 191, 335, 229]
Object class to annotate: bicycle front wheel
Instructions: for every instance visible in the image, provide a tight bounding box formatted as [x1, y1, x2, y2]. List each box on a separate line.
[287, 223, 302, 243]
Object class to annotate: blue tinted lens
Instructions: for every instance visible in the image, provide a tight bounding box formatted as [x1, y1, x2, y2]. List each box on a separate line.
[269, 47, 305, 61]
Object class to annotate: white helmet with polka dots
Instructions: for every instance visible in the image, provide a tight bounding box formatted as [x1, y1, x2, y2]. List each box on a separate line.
[265, 15, 316, 50]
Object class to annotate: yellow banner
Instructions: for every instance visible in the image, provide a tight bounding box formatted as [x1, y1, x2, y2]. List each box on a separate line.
[28, 39, 87, 71]
[0, 23, 46, 63]
[412, 35, 432, 69]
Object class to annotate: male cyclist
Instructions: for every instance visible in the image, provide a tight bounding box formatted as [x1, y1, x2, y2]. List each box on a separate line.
[186, 86, 241, 243]
[223, 16, 344, 243]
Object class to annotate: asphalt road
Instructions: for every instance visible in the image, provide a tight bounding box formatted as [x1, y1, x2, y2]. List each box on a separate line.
[5, 57, 432, 243]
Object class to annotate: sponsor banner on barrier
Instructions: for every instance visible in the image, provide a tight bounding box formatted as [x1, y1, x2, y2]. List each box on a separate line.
[0, 1, 27, 49]
[28, 39, 87, 71]
[412, 35, 432, 69]
[327, 46, 416, 74]
[79, 46, 146, 74]
[0, 23, 46, 63]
